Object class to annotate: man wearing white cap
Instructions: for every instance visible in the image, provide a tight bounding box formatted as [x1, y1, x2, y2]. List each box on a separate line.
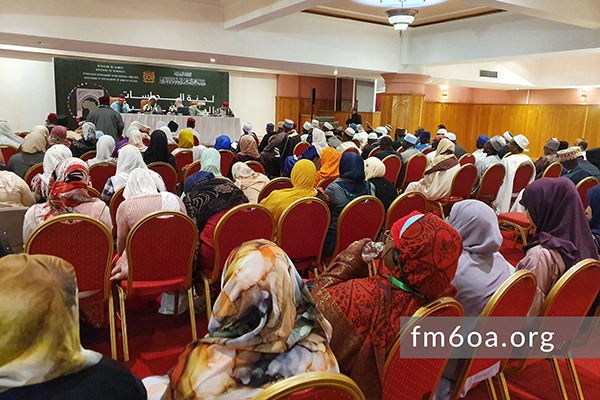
[336, 127, 360, 154]
[559, 146, 600, 185]
[445, 132, 467, 159]
[492, 134, 534, 214]
[400, 133, 419, 163]
[475, 135, 505, 179]
[301, 121, 312, 142]
[312, 119, 320, 129]
[498, 131, 513, 159]
[260, 118, 296, 177]
[361, 132, 379, 159]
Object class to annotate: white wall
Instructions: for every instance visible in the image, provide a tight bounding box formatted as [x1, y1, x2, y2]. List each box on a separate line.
[229, 71, 277, 140]
[0, 54, 55, 132]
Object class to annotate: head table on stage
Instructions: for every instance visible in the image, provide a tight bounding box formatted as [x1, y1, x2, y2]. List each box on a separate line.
[121, 114, 241, 145]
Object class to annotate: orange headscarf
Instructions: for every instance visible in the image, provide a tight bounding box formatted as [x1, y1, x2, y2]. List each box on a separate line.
[314, 147, 340, 185]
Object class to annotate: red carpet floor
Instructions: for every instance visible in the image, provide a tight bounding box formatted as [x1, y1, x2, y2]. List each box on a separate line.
[81, 232, 600, 399]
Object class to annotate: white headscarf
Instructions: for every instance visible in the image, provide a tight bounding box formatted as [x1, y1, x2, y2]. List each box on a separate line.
[81, 122, 96, 141]
[30, 144, 72, 198]
[128, 129, 147, 152]
[123, 168, 180, 210]
[112, 145, 150, 191]
[0, 121, 24, 147]
[87, 135, 116, 167]
[364, 157, 386, 180]
[125, 121, 142, 138]
[312, 128, 328, 155]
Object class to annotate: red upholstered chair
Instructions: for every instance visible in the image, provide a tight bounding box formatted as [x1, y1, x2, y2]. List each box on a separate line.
[173, 137, 179, 144]
[398, 153, 427, 190]
[510, 162, 535, 206]
[168, 143, 178, 153]
[317, 176, 338, 191]
[257, 177, 293, 203]
[541, 161, 562, 178]
[219, 149, 235, 176]
[384, 191, 427, 230]
[202, 204, 275, 320]
[332, 196, 385, 257]
[148, 161, 178, 193]
[293, 141, 310, 157]
[80, 150, 96, 162]
[458, 153, 476, 166]
[576, 176, 599, 209]
[246, 160, 266, 174]
[427, 164, 478, 219]
[109, 186, 126, 237]
[382, 298, 463, 400]
[498, 211, 531, 247]
[368, 146, 380, 158]
[472, 163, 505, 205]
[0, 144, 18, 164]
[116, 211, 198, 362]
[252, 372, 366, 400]
[448, 270, 537, 400]
[174, 150, 193, 182]
[23, 162, 43, 188]
[422, 147, 433, 155]
[277, 198, 330, 276]
[142, 137, 150, 147]
[342, 147, 360, 155]
[181, 160, 201, 184]
[382, 155, 402, 185]
[87, 186, 102, 199]
[89, 162, 117, 193]
[25, 214, 116, 359]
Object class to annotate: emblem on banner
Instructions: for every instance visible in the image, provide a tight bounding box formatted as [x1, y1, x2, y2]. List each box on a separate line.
[142, 70, 156, 84]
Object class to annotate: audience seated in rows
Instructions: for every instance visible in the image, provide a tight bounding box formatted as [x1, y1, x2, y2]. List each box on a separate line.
[475, 135, 505, 180]
[472, 134, 489, 162]
[30, 144, 72, 200]
[559, 145, 600, 185]
[183, 147, 223, 193]
[588, 184, 600, 253]
[374, 136, 398, 161]
[282, 145, 320, 178]
[128, 129, 147, 152]
[171, 128, 194, 158]
[314, 146, 340, 184]
[49, 126, 71, 148]
[399, 133, 419, 163]
[231, 162, 269, 203]
[229, 134, 262, 177]
[7, 127, 47, 178]
[534, 138, 560, 179]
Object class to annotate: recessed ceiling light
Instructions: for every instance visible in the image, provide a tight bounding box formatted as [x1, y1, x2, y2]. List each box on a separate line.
[334, 69, 338, 76]
[210, 58, 216, 63]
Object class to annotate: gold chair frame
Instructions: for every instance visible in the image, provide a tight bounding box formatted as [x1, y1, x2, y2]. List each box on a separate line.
[257, 177, 292, 203]
[332, 195, 385, 257]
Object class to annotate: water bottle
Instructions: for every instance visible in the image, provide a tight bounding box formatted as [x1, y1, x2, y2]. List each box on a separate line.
[361, 241, 385, 262]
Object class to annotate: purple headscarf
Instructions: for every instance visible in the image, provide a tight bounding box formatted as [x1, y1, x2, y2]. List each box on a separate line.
[520, 177, 599, 268]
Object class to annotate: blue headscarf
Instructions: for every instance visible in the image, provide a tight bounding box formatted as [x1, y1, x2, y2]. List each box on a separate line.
[215, 135, 232, 151]
[338, 152, 370, 195]
[588, 185, 600, 237]
[282, 145, 319, 177]
[477, 134, 490, 147]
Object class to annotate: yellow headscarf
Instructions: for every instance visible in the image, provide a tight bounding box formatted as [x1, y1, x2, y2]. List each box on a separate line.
[0, 254, 101, 391]
[178, 129, 194, 149]
[261, 159, 318, 222]
[314, 147, 340, 184]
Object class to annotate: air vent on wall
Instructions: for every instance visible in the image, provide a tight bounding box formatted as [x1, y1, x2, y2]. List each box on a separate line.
[479, 69, 498, 78]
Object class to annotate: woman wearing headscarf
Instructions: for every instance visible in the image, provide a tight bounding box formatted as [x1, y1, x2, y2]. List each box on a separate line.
[0, 254, 147, 399]
[364, 156, 397, 210]
[0, 169, 36, 207]
[0, 121, 24, 147]
[22, 158, 112, 243]
[87, 135, 116, 167]
[71, 122, 98, 158]
[143, 240, 339, 400]
[322, 152, 375, 257]
[312, 128, 329, 155]
[228, 135, 263, 177]
[128, 129, 148, 153]
[112, 121, 141, 156]
[110, 169, 185, 282]
[281, 145, 320, 178]
[405, 137, 460, 200]
[214, 134, 232, 151]
[183, 148, 223, 193]
[261, 159, 326, 223]
[231, 161, 269, 203]
[49, 126, 71, 148]
[102, 144, 166, 202]
[183, 158, 248, 288]
[171, 128, 194, 157]
[30, 144, 72, 200]
[314, 146, 341, 185]
[587, 184, 600, 253]
[143, 130, 177, 170]
[518, 178, 599, 315]
[7, 130, 47, 178]
[312, 212, 462, 399]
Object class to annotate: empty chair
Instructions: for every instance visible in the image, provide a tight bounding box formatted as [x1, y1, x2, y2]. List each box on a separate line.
[257, 177, 293, 203]
[148, 161, 178, 193]
[472, 163, 505, 205]
[384, 191, 427, 230]
[89, 162, 117, 193]
[382, 155, 402, 185]
[218, 149, 235, 176]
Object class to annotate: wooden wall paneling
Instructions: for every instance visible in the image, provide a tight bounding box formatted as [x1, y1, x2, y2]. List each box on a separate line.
[276, 97, 300, 126]
[583, 105, 600, 149]
[525, 105, 587, 157]
[299, 99, 333, 116]
[380, 94, 424, 133]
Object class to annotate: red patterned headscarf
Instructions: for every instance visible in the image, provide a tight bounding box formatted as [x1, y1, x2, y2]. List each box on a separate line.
[390, 211, 462, 299]
[44, 158, 94, 220]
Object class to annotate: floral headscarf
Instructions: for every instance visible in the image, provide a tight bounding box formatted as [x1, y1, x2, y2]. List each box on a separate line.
[81, 122, 96, 142]
[30, 144, 72, 199]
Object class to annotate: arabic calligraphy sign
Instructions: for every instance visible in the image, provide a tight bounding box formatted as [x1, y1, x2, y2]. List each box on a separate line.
[53, 57, 229, 124]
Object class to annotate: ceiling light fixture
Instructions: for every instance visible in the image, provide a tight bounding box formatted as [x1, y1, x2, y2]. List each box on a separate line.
[209, 58, 216, 63]
[386, 8, 419, 30]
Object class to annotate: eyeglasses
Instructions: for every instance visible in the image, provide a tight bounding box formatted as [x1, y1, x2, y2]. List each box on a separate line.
[382, 230, 392, 243]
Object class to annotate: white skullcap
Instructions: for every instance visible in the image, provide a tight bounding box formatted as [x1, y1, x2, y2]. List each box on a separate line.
[312, 119, 319, 128]
[375, 126, 387, 136]
[513, 134, 529, 150]
[445, 132, 456, 141]
[303, 121, 312, 131]
[404, 133, 418, 145]
[243, 122, 253, 132]
[503, 131, 513, 142]
[367, 132, 378, 140]
[345, 127, 355, 136]
[323, 121, 334, 130]
[437, 128, 447, 135]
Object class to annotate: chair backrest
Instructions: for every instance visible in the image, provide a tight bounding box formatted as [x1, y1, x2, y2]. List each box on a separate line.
[168, 143, 178, 153]
[474, 163, 506, 204]
[142, 137, 150, 147]
[209, 203, 275, 284]
[447, 164, 478, 200]
[421, 147, 433, 155]
[342, 147, 360, 155]
[174, 150, 194, 182]
[368, 146, 380, 158]
[80, 150, 97, 162]
[0, 206, 28, 253]
[87, 186, 102, 199]
[252, 372, 365, 400]
[541, 161, 562, 178]
[0, 144, 18, 164]
[512, 162, 534, 194]
[576, 176, 599, 209]
[89, 162, 117, 193]
[334, 196, 385, 256]
[385, 191, 427, 230]
[449, 271, 537, 398]
[23, 162, 44, 188]
[246, 160, 266, 174]
[382, 155, 402, 185]
[399, 153, 427, 189]
[124, 211, 198, 295]
[352, 139, 361, 148]
[317, 176, 338, 191]
[257, 177, 293, 203]
[293, 141, 310, 157]
[25, 213, 113, 300]
[109, 186, 126, 237]
[277, 198, 330, 272]
[182, 160, 202, 184]
[148, 161, 178, 193]
[382, 298, 463, 400]
[219, 149, 236, 176]
[458, 153, 476, 166]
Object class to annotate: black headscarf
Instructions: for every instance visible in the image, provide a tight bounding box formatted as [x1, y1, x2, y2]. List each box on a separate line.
[143, 130, 172, 165]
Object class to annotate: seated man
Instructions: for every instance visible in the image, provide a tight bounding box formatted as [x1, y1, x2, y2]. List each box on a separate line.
[475, 135, 505, 179]
[110, 94, 131, 113]
[415, 130, 431, 152]
[559, 146, 600, 185]
[374, 136, 400, 160]
[472, 134, 489, 162]
[574, 137, 589, 159]
[534, 138, 560, 179]
[399, 133, 419, 163]
[493, 134, 534, 214]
